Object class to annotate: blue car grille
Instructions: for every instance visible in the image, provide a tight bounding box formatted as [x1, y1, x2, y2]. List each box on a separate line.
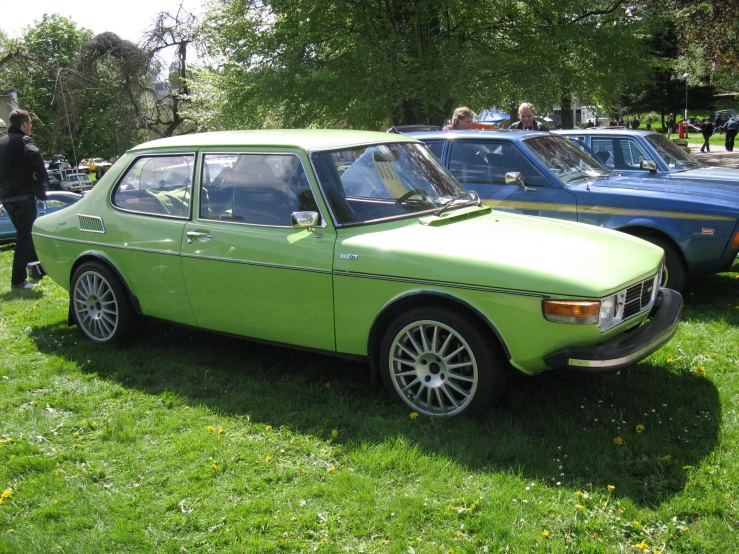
[623, 277, 656, 319]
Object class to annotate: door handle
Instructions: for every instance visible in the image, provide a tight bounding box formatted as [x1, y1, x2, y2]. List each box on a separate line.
[186, 231, 213, 244]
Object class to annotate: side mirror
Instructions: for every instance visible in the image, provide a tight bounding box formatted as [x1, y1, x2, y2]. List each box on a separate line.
[292, 211, 320, 229]
[505, 171, 537, 192]
[640, 159, 657, 172]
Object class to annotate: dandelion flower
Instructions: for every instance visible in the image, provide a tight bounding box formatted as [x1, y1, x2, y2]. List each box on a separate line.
[207, 426, 215, 433]
[697, 366, 706, 373]
[265, 456, 272, 463]
[577, 490, 585, 498]
[327, 466, 336, 474]
[211, 463, 217, 470]
[634, 542, 649, 550]
[325, 382, 331, 389]
[331, 429, 338, 438]
[87, 360, 91, 364]
[409, 412, 419, 419]
[636, 424, 645, 434]
[575, 504, 583, 510]
[683, 526, 690, 532]
[667, 359, 673, 364]
[0, 490, 11, 500]
[660, 454, 671, 462]
[542, 530, 551, 537]
[183, 406, 190, 411]
[607, 485, 616, 491]
[613, 436, 624, 445]
[265, 425, 272, 431]
[218, 428, 225, 434]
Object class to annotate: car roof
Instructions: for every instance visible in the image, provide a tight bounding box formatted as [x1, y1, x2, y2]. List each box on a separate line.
[406, 129, 550, 142]
[553, 129, 658, 137]
[129, 129, 419, 153]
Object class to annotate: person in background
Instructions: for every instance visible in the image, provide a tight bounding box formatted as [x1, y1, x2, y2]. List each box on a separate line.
[510, 102, 548, 131]
[631, 116, 640, 129]
[700, 117, 714, 153]
[724, 116, 739, 152]
[442, 107, 476, 130]
[646, 122, 652, 130]
[0, 109, 48, 290]
[667, 113, 676, 139]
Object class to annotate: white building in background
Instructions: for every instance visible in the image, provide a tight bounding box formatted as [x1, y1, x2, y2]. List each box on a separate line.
[0, 89, 18, 134]
[550, 99, 607, 128]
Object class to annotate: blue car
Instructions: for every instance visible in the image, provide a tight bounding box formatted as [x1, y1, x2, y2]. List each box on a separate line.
[1, 191, 82, 242]
[409, 130, 739, 292]
[553, 128, 739, 184]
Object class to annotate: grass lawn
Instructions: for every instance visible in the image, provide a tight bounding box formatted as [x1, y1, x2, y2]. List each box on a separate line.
[1, 246, 738, 553]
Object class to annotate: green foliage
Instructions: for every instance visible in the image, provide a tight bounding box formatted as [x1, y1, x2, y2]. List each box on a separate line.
[192, 0, 652, 128]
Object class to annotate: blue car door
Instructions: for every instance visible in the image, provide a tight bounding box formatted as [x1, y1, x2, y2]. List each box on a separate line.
[444, 139, 578, 221]
[590, 136, 656, 178]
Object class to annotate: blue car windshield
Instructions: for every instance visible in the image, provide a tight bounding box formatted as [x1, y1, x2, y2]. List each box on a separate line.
[521, 135, 609, 185]
[312, 142, 475, 225]
[645, 133, 704, 170]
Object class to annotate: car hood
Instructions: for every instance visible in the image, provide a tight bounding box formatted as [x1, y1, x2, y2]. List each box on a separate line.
[669, 166, 739, 183]
[592, 174, 739, 207]
[335, 207, 663, 298]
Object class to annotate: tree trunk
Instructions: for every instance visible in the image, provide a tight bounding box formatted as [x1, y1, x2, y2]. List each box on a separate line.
[560, 94, 573, 129]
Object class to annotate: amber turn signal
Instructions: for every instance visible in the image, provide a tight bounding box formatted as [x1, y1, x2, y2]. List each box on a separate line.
[543, 300, 600, 324]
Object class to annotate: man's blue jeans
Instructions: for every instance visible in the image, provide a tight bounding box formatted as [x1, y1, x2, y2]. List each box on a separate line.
[4, 197, 39, 285]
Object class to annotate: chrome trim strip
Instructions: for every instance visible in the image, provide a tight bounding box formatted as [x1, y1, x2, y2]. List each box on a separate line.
[333, 270, 548, 297]
[179, 252, 330, 274]
[31, 233, 331, 274]
[32, 233, 181, 256]
[568, 319, 679, 369]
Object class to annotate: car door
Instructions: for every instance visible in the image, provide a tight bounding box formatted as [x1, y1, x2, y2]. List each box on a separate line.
[181, 151, 337, 351]
[444, 139, 578, 221]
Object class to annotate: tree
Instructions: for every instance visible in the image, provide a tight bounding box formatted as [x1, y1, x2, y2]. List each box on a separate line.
[192, 0, 650, 129]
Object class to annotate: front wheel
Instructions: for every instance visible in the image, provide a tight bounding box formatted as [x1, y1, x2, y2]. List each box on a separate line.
[379, 307, 505, 417]
[71, 262, 133, 343]
[639, 235, 688, 292]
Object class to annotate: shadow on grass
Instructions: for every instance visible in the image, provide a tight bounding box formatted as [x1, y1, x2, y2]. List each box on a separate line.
[28, 314, 720, 508]
[682, 272, 739, 325]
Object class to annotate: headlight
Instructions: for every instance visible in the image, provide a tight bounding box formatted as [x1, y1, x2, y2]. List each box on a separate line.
[597, 290, 627, 332]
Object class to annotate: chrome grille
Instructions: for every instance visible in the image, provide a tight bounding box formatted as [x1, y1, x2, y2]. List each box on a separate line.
[623, 276, 656, 319]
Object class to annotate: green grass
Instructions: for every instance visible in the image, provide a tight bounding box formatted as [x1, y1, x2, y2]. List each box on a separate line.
[1, 245, 738, 553]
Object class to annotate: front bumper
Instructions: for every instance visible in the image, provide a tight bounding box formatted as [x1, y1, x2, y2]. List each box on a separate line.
[544, 288, 682, 373]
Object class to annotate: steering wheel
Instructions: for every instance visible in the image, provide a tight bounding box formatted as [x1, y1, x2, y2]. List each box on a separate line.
[397, 188, 430, 203]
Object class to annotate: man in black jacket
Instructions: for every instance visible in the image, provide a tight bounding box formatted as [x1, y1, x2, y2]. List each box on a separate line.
[509, 102, 548, 131]
[0, 109, 48, 290]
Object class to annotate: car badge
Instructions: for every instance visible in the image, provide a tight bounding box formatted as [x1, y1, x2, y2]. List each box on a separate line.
[701, 228, 714, 235]
[340, 254, 359, 260]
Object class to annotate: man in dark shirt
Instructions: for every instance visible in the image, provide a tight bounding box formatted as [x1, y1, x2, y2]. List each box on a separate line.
[0, 109, 48, 290]
[509, 102, 548, 131]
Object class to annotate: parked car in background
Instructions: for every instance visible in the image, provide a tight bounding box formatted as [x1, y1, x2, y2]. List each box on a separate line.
[31, 130, 681, 418]
[85, 158, 113, 179]
[409, 130, 739, 292]
[1, 191, 82, 242]
[60, 170, 93, 193]
[554, 128, 739, 185]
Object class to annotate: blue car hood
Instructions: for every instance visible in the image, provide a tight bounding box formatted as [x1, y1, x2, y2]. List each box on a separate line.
[587, 174, 739, 208]
[669, 166, 739, 184]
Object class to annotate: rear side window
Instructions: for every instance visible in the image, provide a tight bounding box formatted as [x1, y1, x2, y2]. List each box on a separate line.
[425, 141, 444, 160]
[112, 155, 195, 217]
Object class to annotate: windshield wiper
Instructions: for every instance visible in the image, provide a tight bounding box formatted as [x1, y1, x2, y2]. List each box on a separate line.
[434, 195, 478, 217]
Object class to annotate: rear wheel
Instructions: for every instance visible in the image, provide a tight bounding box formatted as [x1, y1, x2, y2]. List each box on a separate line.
[379, 306, 505, 418]
[71, 262, 133, 343]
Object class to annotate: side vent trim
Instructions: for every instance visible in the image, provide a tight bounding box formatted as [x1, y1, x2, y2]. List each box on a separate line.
[78, 214, 106, 234]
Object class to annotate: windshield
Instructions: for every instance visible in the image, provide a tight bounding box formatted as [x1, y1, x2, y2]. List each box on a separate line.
[312, 142, 475, 225]
[645, 133, 703, 170]
[521, 135, 610, 185]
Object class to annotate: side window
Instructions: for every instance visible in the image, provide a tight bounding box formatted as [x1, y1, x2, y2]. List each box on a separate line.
[449, 142, 548, 186]
[591, 138, 615, 167]
[616, 138, 648, 169]
[425, 141, 444, 160]
[200, 153, 318, 226]
[112, 155, 194, 217]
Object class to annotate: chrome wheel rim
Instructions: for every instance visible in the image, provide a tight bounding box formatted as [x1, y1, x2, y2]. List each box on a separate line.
[73, 271, 119, 342]
[388, 319, 478, 417]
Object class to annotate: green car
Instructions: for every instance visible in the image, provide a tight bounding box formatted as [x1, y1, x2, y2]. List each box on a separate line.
[32, 130, 682, 417]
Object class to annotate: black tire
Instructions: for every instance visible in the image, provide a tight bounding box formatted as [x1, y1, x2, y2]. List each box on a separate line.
[639, 235, 688, 292]
[70, 262, 133, 343]
[379, 306, 506, 418]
